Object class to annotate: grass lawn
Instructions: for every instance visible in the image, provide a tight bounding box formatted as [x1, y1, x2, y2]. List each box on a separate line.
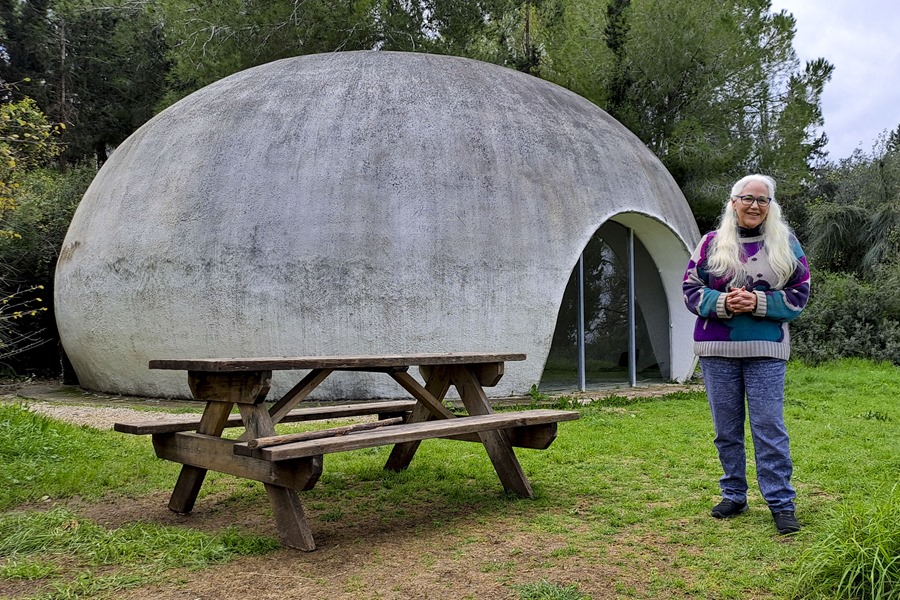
[1, 359, 898, 599]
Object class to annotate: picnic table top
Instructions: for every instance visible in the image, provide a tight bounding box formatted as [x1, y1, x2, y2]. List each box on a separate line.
[149, 352, 527, 372]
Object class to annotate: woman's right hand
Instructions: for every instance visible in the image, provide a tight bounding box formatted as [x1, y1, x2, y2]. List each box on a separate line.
[725, 287, 757, 313]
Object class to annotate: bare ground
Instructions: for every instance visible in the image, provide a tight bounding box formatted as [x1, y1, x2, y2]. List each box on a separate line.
[3, 381, 709, 600]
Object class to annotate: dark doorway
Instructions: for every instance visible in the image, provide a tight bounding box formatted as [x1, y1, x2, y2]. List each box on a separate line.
[541, 222, 662, 392]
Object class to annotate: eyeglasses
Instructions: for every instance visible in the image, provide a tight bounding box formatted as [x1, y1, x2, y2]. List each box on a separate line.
[735, 195, 771, 207]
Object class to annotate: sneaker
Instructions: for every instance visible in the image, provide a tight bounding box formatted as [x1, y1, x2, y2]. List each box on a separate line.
[711, 499, 748, 519]
[772, 511, 800, 534]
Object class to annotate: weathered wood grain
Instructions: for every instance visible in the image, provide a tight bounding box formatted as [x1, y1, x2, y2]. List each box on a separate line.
[388, 371, 455, 419]
[152, 432, 322, 488]
[247, 417, 405, 449]
[188, 371, 271, 404]
[149, 353, 526, 372]
[266, 368, 333, 425]
[166, 400, 234, 513]
[234, 410, 579, 461]
[239, 402, 318, 551]
[384, 365, 453, 471]
[114, 400, 418, 435]
[445, 423, 559, 449]
[451, 365, 533, 498]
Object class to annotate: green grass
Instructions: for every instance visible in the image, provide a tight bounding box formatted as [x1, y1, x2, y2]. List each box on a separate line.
[2, 359, 899, 599]
[515, 579, 592, 599]
[0, 402, 196, 509]
[792, 484, 900, 599]
[0, 507, 278, 599]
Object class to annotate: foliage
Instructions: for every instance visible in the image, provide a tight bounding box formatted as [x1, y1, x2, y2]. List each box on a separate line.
[155, 0, 556, 107]
[156, 0, 382, 106]
[0, 0, 169, 165]
[804, 139, 900, 277]
[0, 284, 48, 359]
[0, 166, 92, 366]
[0, 95, 61, 236]
[541, 0, 831, 231]
[791, 271, 900, 365]
[791, 133, 900, 367]
[0, 94, 63, 361]
[0, 166, 92, 282]
[792, 484, 900, 600]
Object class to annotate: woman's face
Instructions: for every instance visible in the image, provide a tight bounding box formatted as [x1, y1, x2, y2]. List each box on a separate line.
[732, 180, 770, 229]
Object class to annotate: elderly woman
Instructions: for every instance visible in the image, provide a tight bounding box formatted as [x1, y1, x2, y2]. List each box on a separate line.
[682, 174, 810, 535]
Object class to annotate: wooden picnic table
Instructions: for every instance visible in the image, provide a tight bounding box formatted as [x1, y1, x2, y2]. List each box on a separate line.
[114, 352, 579, 551]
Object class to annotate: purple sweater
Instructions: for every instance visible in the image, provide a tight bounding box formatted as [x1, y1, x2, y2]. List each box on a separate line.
[682, 229, 810, 360]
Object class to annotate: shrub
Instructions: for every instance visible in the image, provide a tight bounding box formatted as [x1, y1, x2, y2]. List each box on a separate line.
[792, 271, 900, 364]
[0, 166, 94, 369]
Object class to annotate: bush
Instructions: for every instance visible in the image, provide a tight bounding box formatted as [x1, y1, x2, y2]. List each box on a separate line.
[792, 271, 900, 364]
[0, 166, 95, 370]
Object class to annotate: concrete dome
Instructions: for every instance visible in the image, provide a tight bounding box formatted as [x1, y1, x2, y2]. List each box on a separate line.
[55, 51, 700, 400]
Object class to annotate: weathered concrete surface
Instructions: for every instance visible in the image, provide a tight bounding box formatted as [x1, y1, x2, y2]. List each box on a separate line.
[54, 51, 700, 400]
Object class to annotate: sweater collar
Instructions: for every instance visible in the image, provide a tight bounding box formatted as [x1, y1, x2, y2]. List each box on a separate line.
[738, 224, 763, 238]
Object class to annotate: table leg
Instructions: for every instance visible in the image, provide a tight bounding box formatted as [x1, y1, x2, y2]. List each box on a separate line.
[384, 365, 452, 471]
[168, 400, 234, 513]
[169, 370, 271, 513]
[239, 403, 317, 551]
[451, 365, 534, 498]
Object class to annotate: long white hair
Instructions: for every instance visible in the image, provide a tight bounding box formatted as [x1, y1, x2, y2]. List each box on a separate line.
[706, 174, 799, 289]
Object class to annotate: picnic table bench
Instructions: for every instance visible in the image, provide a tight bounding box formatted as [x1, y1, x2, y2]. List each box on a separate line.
[114, 353, 579, 551]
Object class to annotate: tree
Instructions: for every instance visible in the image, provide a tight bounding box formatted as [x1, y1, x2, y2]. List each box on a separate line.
[157, 0, 567, 107]
[805, 137, 900, 277]
[540, 0, 831, 231]
[0, 0, 170, 165]
[0, 91, 61, 361]
[157, 0, 383, 106]
[0, 93, 61, 236]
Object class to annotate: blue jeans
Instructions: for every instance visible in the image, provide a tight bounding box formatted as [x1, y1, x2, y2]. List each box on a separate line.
[699, 357, 795, 512]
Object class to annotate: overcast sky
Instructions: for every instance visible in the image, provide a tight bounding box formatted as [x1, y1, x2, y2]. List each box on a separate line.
[768, 1, 900, 160]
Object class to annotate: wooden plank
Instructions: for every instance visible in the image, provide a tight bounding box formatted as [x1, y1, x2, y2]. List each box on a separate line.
[264, 484, 317, 551]
[266, 369, 333, 425]
[234, 410, 579, 460]
[239, 402, 318, 551]
[167, 400, 234, 514]
[446, 423, 559, 449]
[388, 371, 455, 419]
[473, 362, 505, 387]
[152, 432, 322, 489]
[451, 365, 533, 498]
[384, 365, 453, 471]
[115, 400, 418, 435]
[243, 422, 555, 451]
[188, 371, 271, 404]
[247, 417, 405, 449]
[149, 352, 527, 372]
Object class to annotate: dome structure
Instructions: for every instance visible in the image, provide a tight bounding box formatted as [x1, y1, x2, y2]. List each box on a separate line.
[55, 51, 700, 400]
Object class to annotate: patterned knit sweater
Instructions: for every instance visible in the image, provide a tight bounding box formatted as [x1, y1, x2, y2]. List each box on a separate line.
[682, 228, 810, 360]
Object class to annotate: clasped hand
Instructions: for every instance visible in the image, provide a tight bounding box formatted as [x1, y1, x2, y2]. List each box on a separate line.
[725, 286, 757, 314]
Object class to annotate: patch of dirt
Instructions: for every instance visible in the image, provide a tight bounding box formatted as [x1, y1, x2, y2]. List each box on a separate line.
[3, 382, 708, 600]
[47, 491, 664, 600]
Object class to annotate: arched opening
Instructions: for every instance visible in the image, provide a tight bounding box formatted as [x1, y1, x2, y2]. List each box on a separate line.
[541, 218, 677, 392]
